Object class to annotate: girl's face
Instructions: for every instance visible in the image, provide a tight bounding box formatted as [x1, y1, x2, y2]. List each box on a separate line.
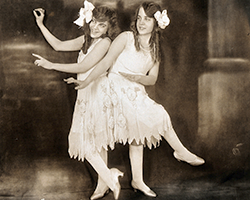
[136, 7, 155, 36]
[89, 17, 109, 38]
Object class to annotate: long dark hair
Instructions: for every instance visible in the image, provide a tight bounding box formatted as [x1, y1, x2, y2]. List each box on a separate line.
[81, 6, 120, 54]
[130, 2, 162, 63]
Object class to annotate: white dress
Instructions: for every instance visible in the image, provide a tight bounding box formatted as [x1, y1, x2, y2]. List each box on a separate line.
[68, 38, 115, 161]
[108, 31, 174, 149]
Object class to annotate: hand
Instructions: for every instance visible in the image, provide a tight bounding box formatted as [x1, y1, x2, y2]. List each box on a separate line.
[33, 8, 45, 25]
[64, 77, 88, 90]
[119, 72, 143, 82]
[32, 53, 53, 70]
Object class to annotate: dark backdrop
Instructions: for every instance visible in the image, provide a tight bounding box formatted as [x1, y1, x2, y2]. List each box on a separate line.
[0, 0, 226, 197]
[0, 0, 207, 165]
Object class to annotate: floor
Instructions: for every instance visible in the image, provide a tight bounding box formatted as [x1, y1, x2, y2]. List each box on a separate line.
[0, 147, 250, 200]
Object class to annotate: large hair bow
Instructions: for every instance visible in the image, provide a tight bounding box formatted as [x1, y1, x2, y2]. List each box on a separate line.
[74, 0, 95, 27]
[154, 10, 170, 29]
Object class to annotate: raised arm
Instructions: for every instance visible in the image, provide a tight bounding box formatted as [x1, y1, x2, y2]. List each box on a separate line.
[33, 8, 84, 51]
[74, 32, 128, 89]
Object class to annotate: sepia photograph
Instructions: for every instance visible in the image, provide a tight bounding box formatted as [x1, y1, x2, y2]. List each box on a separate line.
[0, 0, 250, 199]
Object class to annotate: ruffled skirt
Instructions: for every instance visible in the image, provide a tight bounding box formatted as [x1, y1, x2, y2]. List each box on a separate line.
[108, 72, 174, 149]
[68, 75, 115, 161]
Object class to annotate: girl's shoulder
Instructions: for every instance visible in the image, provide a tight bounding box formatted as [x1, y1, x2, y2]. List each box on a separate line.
[102, 37, 112, 43]
[120, 31, 133, 38]
[116, 31, 134, 44]
[91, 37, 111, 49]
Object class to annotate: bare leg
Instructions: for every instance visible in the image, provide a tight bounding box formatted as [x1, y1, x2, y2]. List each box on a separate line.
[163, 128, 205, 166]
[129, 143, 156, 197]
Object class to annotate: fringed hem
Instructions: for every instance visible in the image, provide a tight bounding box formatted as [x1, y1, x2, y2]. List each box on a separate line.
[116, 126, 174, 149]
[68, 143, 114, 162]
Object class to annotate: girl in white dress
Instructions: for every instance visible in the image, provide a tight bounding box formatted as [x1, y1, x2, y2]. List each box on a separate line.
[67, 1, 205, 198]
[33, 1, 123, 199]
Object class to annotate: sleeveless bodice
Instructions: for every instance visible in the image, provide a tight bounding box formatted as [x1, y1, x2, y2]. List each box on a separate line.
[77, 38, 102, 81]
[109, 32, 154, 76]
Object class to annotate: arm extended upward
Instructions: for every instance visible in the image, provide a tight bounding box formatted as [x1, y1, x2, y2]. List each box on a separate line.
[33, 8, 84, 51]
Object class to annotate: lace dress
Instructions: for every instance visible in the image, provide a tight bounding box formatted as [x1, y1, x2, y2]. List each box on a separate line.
[108, 31, 174, 149]
[68, 38, 115, 161]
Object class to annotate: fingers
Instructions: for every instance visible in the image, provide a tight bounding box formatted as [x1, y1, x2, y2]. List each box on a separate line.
[118, 72, 134, 80]
[34, 60, 40, 66]
[75, 85, 83, 90]
[63, 77, 76, 84]
[33, 54, 42, 66]
[34, 61, 39, 66]
[123, 74, 135, 81]
[32, 53, 43, 59]
[33, 8, 45, 18]
[129, 75, 135, 80]
[64, 77, 75, 82]
[63, 78, 85, 89]
[33, 8, 45, 15]
[33, 10, 38, 17]
[32, 53, 42, 66]
[34, 8, 45, 12]
[75, 81, 87, 90]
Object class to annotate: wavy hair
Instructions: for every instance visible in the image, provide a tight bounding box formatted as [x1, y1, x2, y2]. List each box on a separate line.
[130, 2, 162, 63]
[82, 6, 120, 54]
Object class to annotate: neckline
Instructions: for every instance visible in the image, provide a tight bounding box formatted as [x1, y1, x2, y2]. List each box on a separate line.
[92, 38, 102, 45]
[140, 44, 153, 53]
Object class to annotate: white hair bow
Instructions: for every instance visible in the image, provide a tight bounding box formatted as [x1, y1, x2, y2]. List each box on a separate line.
[74, 0, 95, 27]
[154, 10, 170, 29]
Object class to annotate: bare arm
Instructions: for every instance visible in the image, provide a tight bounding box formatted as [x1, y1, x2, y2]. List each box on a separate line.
[33, 38, 111, 73]
[33, 8, 84, 51]
[73, 32, 128, 89]
[119, 61, 159, 86]
[138, 62, 159, 85]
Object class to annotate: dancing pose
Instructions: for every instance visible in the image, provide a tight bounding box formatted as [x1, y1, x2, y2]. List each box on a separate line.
[33, 1, 123, 199]
[65, 1, 205, 198]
